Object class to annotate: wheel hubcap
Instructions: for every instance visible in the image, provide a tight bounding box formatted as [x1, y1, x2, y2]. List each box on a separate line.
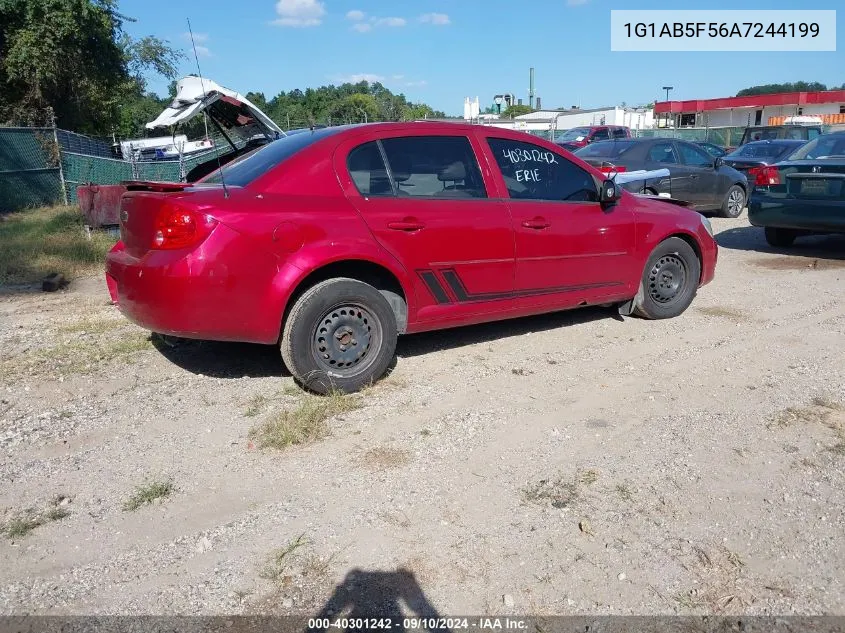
[312, 304, 379, 376]
[728, 190, 743, 213]
[648, 255, 687, 304]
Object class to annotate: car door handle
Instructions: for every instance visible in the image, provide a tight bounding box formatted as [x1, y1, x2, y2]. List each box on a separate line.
[522, 217, 550, 230]
[387, 220, 425, 231]
[690, 174, 699, 179]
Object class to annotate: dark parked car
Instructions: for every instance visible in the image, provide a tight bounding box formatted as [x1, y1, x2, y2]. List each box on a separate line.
[556, 125, 631, 151]
[748, 131, 845, 247]
[722, 140, 807, 189]
[694, 141, 728, 158]
[574, 138, 749, 217]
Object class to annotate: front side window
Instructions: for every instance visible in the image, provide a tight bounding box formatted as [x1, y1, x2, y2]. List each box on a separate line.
[380, 136, 487, 198]
[678, 143, 714, 167]
[488, 138, 599, 202]
[647, 143, 680, 164]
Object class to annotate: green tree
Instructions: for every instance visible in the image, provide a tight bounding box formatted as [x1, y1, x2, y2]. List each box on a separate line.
[736, 82, 828, 97]
[0, 0, 183, 134]
[502, 104, 534, 118]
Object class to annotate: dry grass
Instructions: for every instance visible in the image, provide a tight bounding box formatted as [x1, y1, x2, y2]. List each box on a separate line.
[248, 391, 360, 450]
[57, 317, 125, 335]
[260, 534, 309, 582]
[523, 469, 599, 509]
[771, 397, 844, 431]
[357, 446, 411, 471]
[123, 479, 175, 512]
[697, 306, 749, 321]
[0, 205, 117, 286]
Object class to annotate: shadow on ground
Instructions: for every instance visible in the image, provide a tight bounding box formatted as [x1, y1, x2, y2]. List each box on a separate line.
[717, 225, 845, 261]
[151, 306, 618, 379]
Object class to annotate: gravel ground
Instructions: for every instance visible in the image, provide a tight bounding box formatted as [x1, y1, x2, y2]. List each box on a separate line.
[1, 216, 844, 616]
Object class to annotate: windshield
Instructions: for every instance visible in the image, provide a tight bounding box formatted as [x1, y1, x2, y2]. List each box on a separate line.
[573, 140, 634, 158]
[203, 126, 345, 186]
[559, 127, 592, 141]
[787, 134, 845, 161]
[726, 142, 794, 160]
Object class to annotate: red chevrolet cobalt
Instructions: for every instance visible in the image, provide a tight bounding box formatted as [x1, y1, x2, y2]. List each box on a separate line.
[106, 122, 717, 394]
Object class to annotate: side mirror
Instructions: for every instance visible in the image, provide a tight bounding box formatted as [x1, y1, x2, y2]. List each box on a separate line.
[714, 157, 723, 169]
[599, 179, 620, 204]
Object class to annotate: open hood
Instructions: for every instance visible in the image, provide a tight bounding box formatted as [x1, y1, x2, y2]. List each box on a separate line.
[146, 76, 284, 143]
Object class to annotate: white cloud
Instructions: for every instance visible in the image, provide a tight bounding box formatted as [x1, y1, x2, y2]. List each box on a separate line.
[272, 0, 326, 27]
[419, 13, 450, 25]
[403, 80, 427, 87]
[374, 17, 406, 27]
[182, 32, 212, 57]
[352, 22, 372, 32]
[346, 9, 365, 21]
[392, 74, 405, 80]
[335, 73, 386, 84]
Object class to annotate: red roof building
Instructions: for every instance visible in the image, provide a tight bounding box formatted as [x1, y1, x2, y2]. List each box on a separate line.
[654, 90, 845, 128]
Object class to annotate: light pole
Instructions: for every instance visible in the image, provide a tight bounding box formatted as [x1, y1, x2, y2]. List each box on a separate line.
[661, 86, 673, 128]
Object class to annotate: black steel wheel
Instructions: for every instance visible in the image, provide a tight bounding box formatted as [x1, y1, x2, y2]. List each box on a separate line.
[282, 278, 397, 394]
[632, 237, 701, 320]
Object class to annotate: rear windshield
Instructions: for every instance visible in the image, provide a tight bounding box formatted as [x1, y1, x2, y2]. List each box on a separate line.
[559, 127, 592, 141]
[726, 142, 794, 160]
[573, 140, 634, 158]
[787, 134, 845, 161]
[203, 126, 343, 186]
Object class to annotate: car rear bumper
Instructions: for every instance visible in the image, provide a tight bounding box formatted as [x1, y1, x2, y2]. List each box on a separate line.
[748, 195, 845, 233]
[105, 226, 295, 344]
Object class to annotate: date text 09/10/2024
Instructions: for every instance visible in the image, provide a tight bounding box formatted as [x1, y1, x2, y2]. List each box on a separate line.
[306, 617, 528, 630]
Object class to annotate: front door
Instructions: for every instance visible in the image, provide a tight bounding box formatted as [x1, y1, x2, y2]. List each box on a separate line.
[675, 141, 721, 209]
[643, 140, 688, 199]
[482, 135, 637, 307]
[335, 132, 515, 326]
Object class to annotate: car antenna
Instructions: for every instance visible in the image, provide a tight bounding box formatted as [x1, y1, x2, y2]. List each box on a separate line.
[187, 17, 229, 199]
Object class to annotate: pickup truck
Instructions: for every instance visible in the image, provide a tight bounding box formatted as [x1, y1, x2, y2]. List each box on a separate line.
[739, 125, 822, 147]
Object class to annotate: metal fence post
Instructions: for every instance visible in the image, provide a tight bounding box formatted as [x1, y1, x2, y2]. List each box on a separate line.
[51, 113, 70, 205]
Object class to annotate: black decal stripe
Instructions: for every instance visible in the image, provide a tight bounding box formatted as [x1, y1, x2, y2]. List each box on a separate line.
[418, 270, 451, 304]
[441, 268, 623, 303]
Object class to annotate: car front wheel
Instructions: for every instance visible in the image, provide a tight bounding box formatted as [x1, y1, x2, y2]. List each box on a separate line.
[281, 278, 398, 395]
[764, 227, 796, 248]
[720, 185, 745, 218]
[632, 237, 701, 320]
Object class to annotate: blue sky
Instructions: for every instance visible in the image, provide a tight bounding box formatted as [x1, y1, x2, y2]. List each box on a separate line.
[121, 0, 844, 116]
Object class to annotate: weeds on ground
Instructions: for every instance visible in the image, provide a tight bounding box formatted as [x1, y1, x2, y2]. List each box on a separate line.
[0, 205, 117, 286]
[2, 497, 71, 539]
[260, 534, 309, 582]
[523, 468, 600, 509]
[248, 391, 360, 450]
[357, 446, 411, 471]
[123, 479, 175, 512]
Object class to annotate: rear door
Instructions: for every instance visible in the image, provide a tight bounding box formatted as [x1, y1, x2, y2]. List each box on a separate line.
[481, 134, 637, 307]
[335, 131, 515, 325]
[643, 141, 687, 199]
[676, 141, 721, 209]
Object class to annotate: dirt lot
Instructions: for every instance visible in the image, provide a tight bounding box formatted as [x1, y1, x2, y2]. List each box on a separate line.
[1, 216, 844, 616]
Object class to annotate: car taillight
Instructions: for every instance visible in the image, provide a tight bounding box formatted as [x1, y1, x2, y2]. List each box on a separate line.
[599, 165, 627, 173]
[152, 204, 217, 249]
[748, 165, 780, 186]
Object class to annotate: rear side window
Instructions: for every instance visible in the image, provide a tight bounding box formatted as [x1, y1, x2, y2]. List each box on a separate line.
[647, 143, 679, 164]
[203, 127, 341, 186]
[347, 142, 391, 196]
[612, 128, 629, 139]
[380, 136, 487, 199]
[488, 138, 598, 202]
[592, 129, 610, 141]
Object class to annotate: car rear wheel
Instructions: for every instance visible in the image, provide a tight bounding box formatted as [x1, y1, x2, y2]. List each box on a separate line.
[720, 185, 745, 218]
[764, 227, 797, 248]
[281, 278, 398, 395]
[632, 237, 701, 320]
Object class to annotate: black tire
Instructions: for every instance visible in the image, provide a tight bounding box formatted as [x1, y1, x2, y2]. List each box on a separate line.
[764, 227, 796, 248]
[281, 278, 398, 395]
[719, 184, 745, 218]
[632, 237, 701, 320]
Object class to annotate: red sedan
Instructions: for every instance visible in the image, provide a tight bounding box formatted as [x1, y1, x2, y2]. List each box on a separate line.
[106, 122, 718, 394]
